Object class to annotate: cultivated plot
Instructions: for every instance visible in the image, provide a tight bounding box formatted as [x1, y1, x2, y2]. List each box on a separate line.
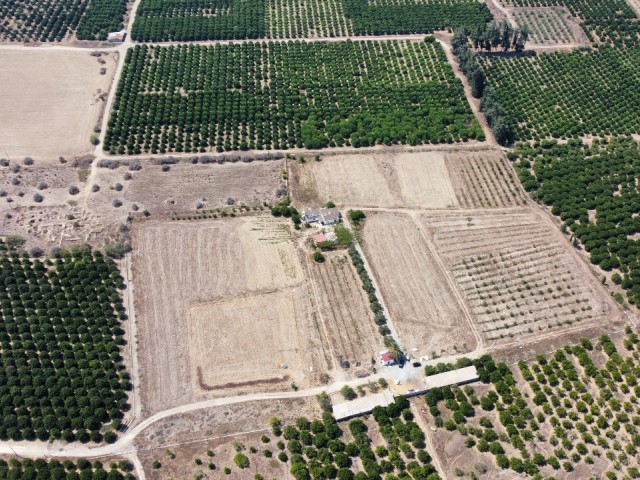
[0, 50, 116, 162]
[308, 251, 383, 373]
[292, 149, 523, 209]
[187, 290, 305, 390]
[512, 7, 589, 45]
[133, 217, 325, 414]
[422, 209, 620, 345]
[360, 212, 477, 358]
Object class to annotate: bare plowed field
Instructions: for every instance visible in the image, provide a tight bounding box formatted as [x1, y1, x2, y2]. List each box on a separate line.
[133, 217, 326, 414]
[291, 149, 522, 209]
[308, 251, 383, 374]
[0, 50, 115, 163]
[360, 213, 477, 358]
[421, 209, 621, 345]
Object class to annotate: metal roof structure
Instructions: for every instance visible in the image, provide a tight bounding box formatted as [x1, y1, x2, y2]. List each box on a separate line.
[423, 366, 479, 390]
[332, 389, 394, 420]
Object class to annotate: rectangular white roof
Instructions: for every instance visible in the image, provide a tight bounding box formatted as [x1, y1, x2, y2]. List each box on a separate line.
[333, 389, 394, 420]
[423, 365, 479, 390]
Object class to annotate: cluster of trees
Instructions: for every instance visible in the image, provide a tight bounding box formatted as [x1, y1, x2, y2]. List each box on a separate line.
[478, 44, 640, 141]
[132, 0, 266, 41]
[0, 246, 130, 442]
[0, 458, 134, 480]
[271, 197, 301, 227]
[451, 31, 515, 145]
[104, 41, 482, 155]
[0, 0, 128, 42]
[262, 398, 440, 480]
[342, 0, 492, 36]
[512, 137, 640, 305]
[348, 246, 404, 362]
[468, 20, 529, 53]
[131, 0, 494, 42]
[506, 0, 640, 46]
[431, 331, 640, 478]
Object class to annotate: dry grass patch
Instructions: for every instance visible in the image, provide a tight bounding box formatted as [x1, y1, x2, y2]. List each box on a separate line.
[0, 50, 115, 162]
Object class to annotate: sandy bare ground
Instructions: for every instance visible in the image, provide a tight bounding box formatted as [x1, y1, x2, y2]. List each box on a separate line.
[421, 208, 624, 346]
[132, 217, 328, 415]
[360, 212, 478, 358]
[0, 50, 116, 163]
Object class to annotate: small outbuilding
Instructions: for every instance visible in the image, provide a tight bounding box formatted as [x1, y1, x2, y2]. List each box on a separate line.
[107, 30, 127, 42]
[380, 350, 395, 366]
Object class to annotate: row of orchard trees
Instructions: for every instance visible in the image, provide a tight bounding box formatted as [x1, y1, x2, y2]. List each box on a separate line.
[470, 20, 529, 53]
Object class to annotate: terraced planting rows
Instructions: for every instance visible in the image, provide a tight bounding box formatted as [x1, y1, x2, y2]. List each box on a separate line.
[423, 211, 612, 344]
[0, 0, 129, 41]
[0, 244, 130, 443]
[429, 332, 640, 479]
[446, 152, 526, 208]
[500, 0, 640, 44]
[513, 137, 640, 306]
[131, 0, 492, 41]
[477, 44, 640, 141]
[512, 8, 583, 44]
[104, 41, 481, 155]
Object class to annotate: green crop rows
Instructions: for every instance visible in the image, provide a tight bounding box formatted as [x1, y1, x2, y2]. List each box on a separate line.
[104, 40, 482, 155]
[428, 332, 640, 479]
[0, 0, 129, 41]
[477, 44, 640, 141]
[0, 243, 130, 443]
[130, 0, 492, 41]
[512, 137, 640, 306]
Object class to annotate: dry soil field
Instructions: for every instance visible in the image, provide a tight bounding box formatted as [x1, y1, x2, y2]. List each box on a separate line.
[133, 216, 328, 413]
[0, 50, 116, 163]
[360, 212, 478, 358]
[422, 208, 621, 345]
[291, 149, 524, 209]
[308, 251, 384, 375]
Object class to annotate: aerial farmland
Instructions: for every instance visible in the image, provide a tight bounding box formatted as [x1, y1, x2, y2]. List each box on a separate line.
[0, 0, 638, 478]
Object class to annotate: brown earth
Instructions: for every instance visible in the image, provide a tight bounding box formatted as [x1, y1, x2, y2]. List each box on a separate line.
[290, 149, 522, 210]
[0, 50, 116, 163]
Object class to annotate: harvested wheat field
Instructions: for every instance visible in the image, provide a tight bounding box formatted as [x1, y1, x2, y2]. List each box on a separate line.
[133, 216, 328, 414]
[291, 149, 523, 209]
[360, 212, 478, 358]
[0, 50, 116, 162]
[307, 251, 383, 376]
[421, 208, 623, 346]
